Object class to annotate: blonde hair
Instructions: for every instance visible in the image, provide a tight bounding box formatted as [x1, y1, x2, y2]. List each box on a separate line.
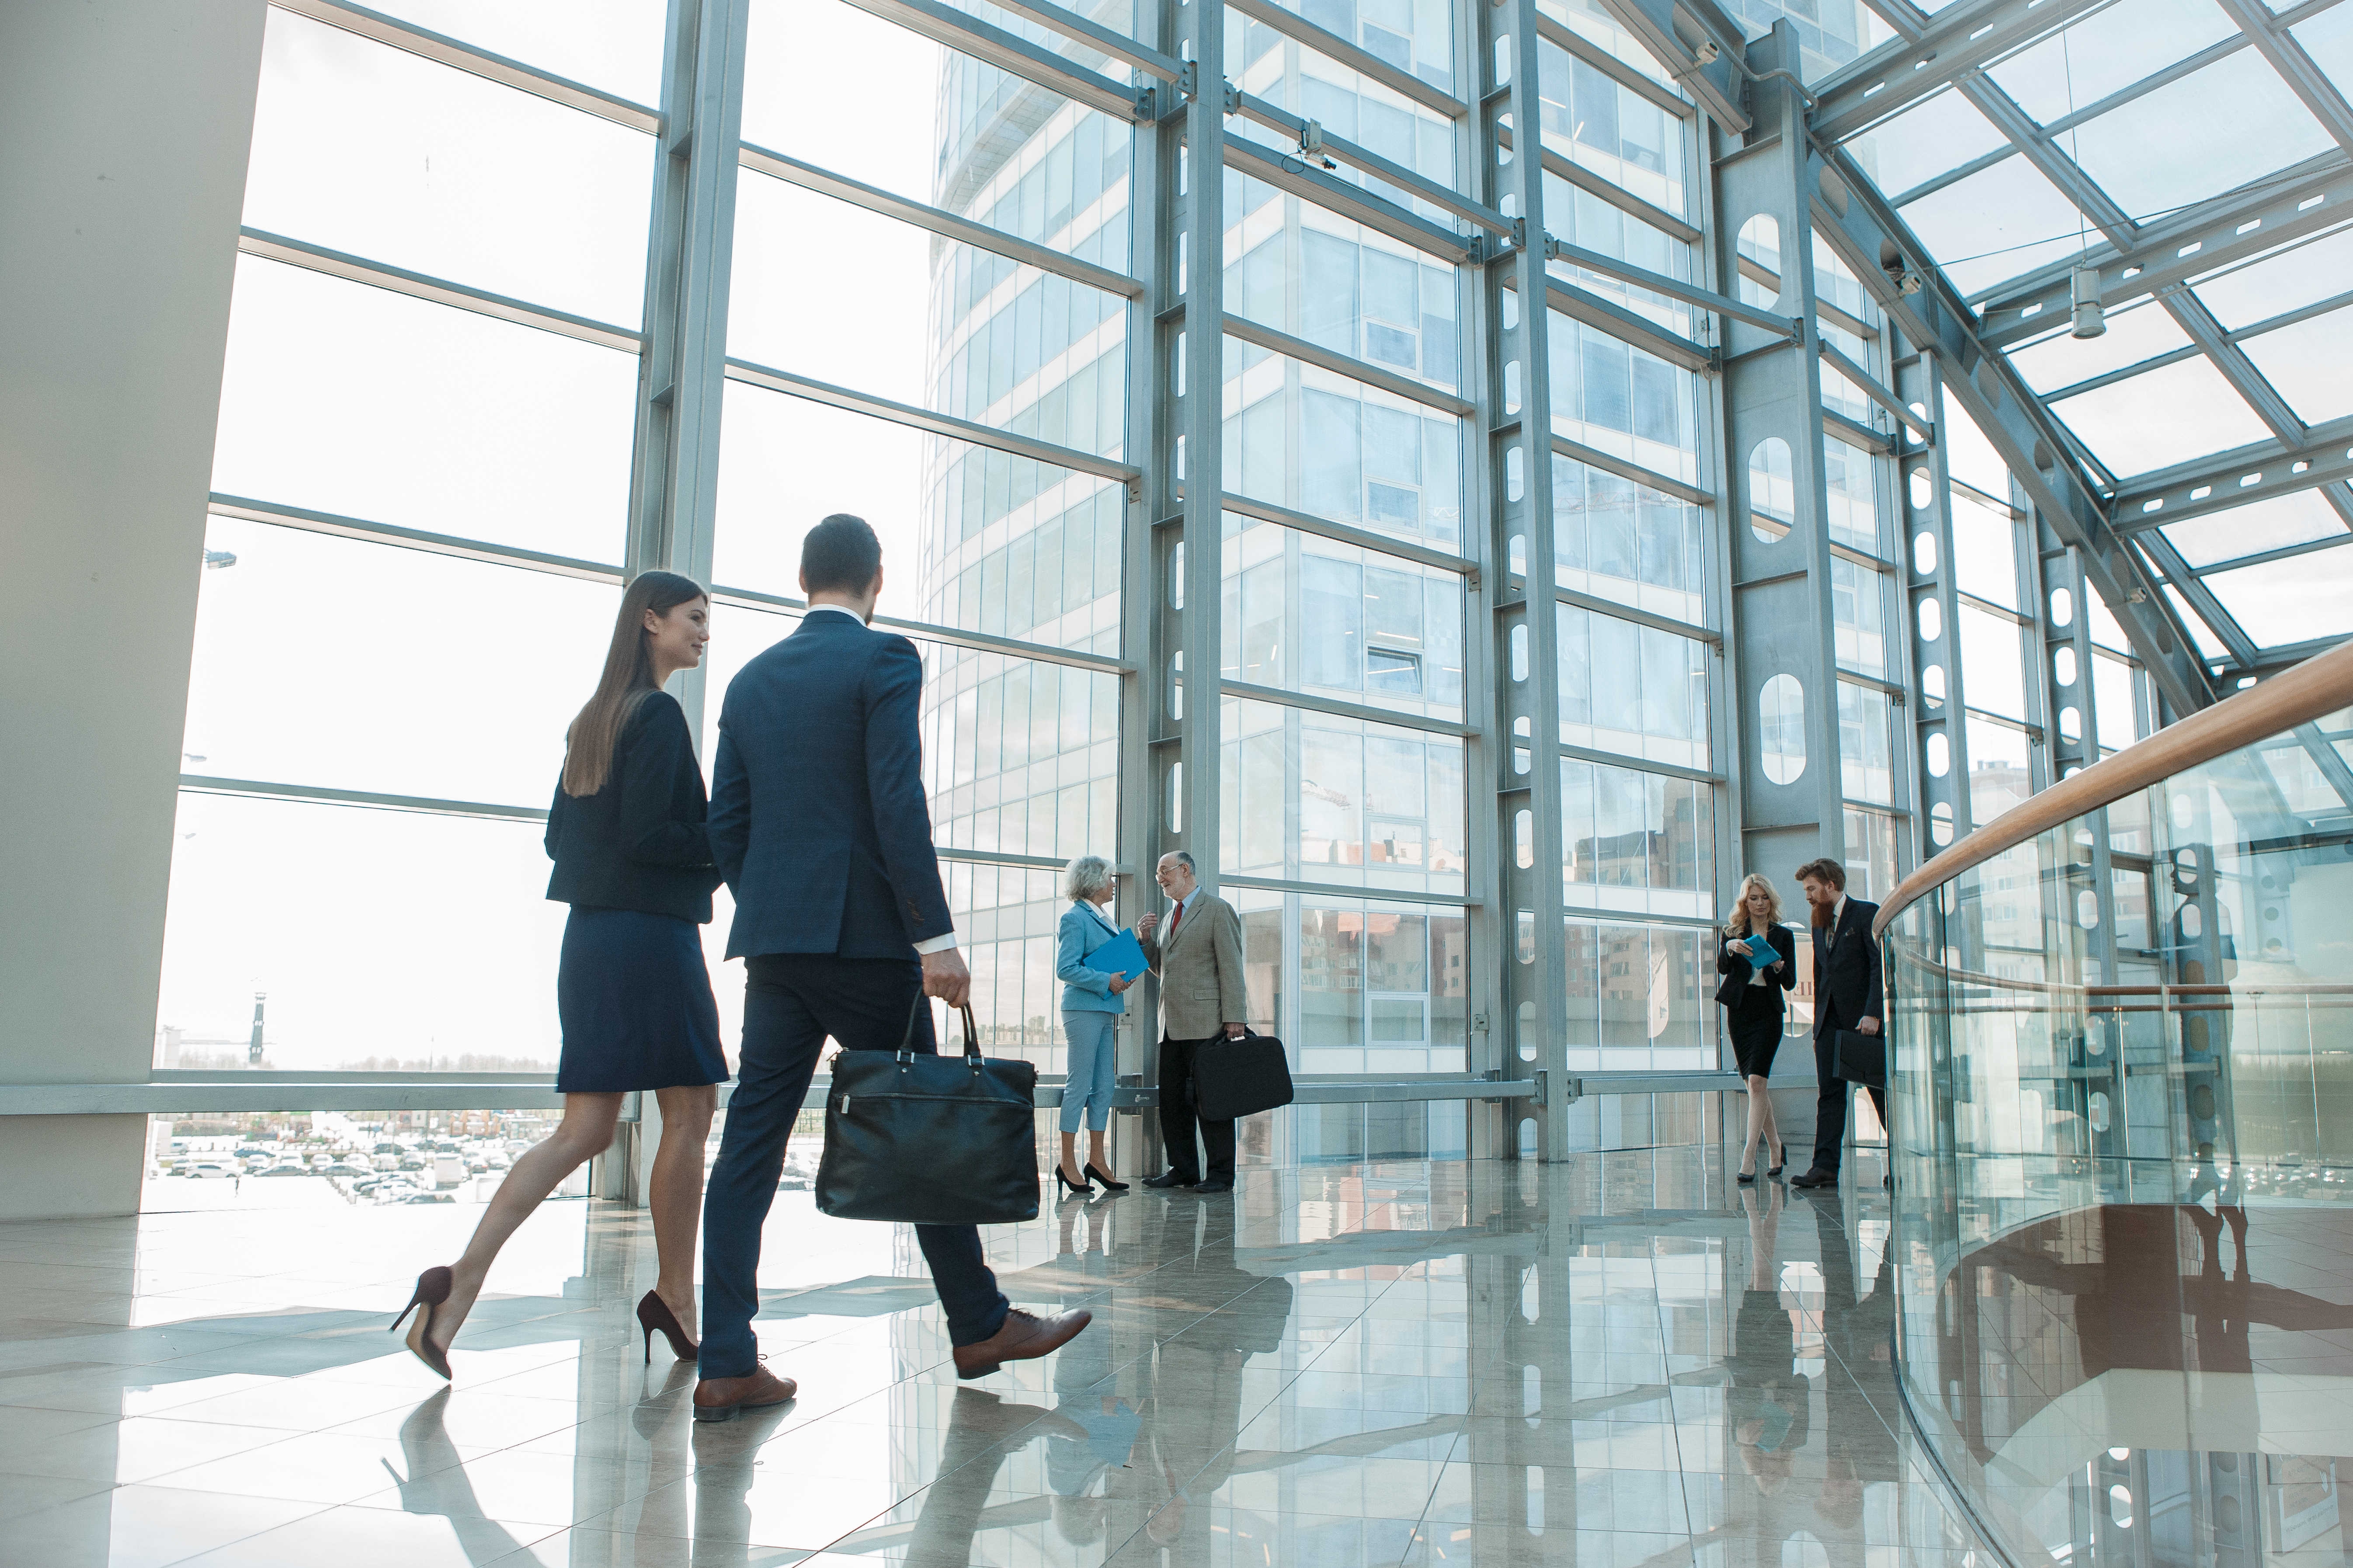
[1724, 873, 1783, 939]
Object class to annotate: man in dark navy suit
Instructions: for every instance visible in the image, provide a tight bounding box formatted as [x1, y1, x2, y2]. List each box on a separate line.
[1789, 857, 1886, 1191]
[692, 514, 1090, 1420]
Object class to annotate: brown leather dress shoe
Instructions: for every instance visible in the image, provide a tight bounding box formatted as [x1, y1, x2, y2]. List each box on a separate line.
[692, 1364, 798, 1423]
[952, 1308, 1092, 1380]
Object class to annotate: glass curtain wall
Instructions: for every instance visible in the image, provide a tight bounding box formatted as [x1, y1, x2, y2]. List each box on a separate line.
[175, 0, 2261, 1152]
[162, 7, 662, 1075]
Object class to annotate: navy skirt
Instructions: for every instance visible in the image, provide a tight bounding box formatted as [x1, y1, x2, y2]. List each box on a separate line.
[555, 907, 729, 1093]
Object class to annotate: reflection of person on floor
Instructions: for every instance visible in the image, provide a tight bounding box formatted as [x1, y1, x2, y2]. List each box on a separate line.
[1048, 1198, 1148, 1548]
[1136, 1202, 1295, 1566]
[902, 1388, 1087, 1561]
[1729, 1182, 1810, 1496]
[380, 1392, 533, 1566]
[1808, 1194, 1896, 1538]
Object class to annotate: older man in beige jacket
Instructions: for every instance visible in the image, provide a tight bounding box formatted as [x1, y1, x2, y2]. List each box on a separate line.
[1134, 850, 1249, 1193]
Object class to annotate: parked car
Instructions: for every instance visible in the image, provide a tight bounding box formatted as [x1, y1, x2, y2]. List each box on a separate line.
[185, 1162, 234, 1179]
[372, 1142, 404, 1156]
[386, 1188, 453, 1204]
[320, 1162, 364, 1176]
[257, 1163, 309, 1177]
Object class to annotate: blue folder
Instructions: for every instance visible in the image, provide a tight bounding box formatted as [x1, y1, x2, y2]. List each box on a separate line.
[1088, 928, 1150, 983]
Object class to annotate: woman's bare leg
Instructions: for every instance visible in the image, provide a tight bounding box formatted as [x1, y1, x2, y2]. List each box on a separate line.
[1087, 1128, 1111, 1176]
[1755, 1078, 1782, 1164]
[431, 1093, 623, 1353]
[649, 1084, 717, 1337]
[1059, 1129, 1084, 1186]
[1739, 1075, 1768, 1175]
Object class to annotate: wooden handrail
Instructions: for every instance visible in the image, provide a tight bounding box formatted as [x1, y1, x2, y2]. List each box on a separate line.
[1874, 638, 2353, 938]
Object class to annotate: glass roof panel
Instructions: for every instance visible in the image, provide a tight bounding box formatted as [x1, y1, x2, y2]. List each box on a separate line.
[2162, 583, 2231, 659]
[1898, 156, 2094, 295]
[2239, 304, 2353, 426]
[2158, 490, 2349, 569]
[1845, 87, 2009, 199]
[2202, 544, 2353, 649]
[2192, 225, 2353, 330]
[2006, 298, 2194, 394]
[1985, 0, 2239, 124]
[2291, 5, 2353, 94]
[2047, 354, 2272, 478]
[2068, 49, 2334, 219]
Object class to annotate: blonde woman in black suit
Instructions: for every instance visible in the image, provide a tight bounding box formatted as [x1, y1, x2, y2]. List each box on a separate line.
[1719, 873, 1797, 1183]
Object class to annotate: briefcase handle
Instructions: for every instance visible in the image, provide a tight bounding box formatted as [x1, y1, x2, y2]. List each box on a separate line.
[899, 994, 985, 1065]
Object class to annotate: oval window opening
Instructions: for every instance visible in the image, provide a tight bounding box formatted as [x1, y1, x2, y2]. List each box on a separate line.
[1748, 437, 1795, 543]
[1918, 598, 1943, 642]
[1914, 530, 1937, 573]
[1759, 673, 1806, 784]
[1909, 471, 1934, 513]
[2051, 586, 2074, 626]
[2059, 705, 2082, 742]
[2054, 646, 2078, 687]
[1736, 213, 1783, 310]
[1925, 731, 1951, 778]
[1922, 663, 1946, 710]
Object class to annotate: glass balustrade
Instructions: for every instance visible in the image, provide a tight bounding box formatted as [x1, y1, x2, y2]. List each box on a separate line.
[1887, 690, 2353, 1565]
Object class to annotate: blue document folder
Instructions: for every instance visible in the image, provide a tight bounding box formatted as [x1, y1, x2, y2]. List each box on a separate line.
[1088, 928, 1150, 983]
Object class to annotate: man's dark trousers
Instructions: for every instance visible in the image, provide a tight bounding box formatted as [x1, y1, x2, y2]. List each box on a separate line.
[699, 954, 1010, 1380]
[1807, 1006, 1887, 1178]
[1157, 1034, 1235, 1185]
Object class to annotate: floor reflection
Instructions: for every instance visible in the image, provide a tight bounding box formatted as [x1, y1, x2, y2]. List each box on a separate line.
[0, 1151, 1994, 1566]
[1922, 1192, 2353, 1566]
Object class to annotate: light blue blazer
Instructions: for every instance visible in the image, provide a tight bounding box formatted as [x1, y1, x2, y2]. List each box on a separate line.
[1057, 901, 1128, 1015]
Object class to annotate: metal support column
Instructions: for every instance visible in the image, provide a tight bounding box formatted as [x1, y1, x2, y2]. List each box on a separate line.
[603, 0, 751, 1206]
[1173, 0, 1227, 888]
[1484, 0, 1571, 1158]
[1123, 1, 1179, 1179]
[628, 0, 751, 721]
[1895, 347, 1971, 859]
[1719, 21, 1847, 898]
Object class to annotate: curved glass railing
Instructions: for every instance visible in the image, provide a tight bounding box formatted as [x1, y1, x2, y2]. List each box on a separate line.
[1878, 641, 2353, 1566]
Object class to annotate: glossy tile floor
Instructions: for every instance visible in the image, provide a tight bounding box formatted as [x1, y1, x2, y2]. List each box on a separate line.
[0, 1147, 1994, 1566]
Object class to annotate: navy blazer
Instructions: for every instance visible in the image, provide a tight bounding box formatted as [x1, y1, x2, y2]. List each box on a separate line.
[1811, 896, 1884, 1038]
[709, 611, 955, 960]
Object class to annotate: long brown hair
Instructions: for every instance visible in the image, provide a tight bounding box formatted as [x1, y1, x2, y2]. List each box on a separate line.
[561, 570, 707, 797]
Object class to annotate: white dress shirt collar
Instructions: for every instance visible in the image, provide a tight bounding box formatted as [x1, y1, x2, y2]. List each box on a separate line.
[806, 603, 865, 623]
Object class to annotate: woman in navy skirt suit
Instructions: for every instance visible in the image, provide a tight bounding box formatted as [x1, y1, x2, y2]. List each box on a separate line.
[393, 571, 728, 1380]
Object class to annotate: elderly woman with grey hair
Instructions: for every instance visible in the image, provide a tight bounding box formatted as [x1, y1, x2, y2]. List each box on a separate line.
[1052, 854, 1133, 1195]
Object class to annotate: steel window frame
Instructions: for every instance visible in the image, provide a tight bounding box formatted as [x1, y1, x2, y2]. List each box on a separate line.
[151, 0, 2309, 1179]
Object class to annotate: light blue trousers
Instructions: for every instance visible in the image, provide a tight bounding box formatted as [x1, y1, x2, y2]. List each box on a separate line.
[1059, 1009, 1119, 1131]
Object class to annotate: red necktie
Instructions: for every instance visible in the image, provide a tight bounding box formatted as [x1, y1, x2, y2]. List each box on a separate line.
[1168, 900, 1182, 934]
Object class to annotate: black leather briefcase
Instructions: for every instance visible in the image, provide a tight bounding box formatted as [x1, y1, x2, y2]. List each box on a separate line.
[1192, 1028, 1295, 1120]
[816, 1000, 1039, 1226]
[1834, 1027, 1887, 1090]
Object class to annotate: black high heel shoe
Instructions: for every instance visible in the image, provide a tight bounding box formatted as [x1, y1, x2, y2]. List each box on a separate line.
[1736, 1166, 1757, 1185]
[1053, 1165, 1092, 1197]
[1768, 1144, 1788, 1178]
[1083, 1163, 1129, 1192]
[637, 1290, 697, 1364]
[391, 1266, 455, 1381]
